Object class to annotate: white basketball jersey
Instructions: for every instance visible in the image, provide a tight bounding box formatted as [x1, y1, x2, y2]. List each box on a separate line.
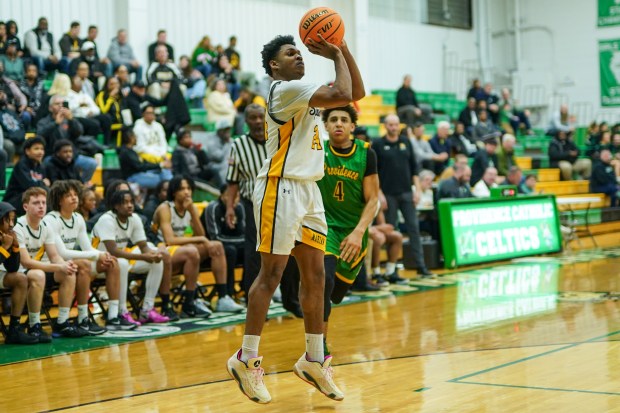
[43, 211, 83, 251]
[157, 201, 192, 241]
[92, 211, 146, 251]
[14, 216, 55, 263]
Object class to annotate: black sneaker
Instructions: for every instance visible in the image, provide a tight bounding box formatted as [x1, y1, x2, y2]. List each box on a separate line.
[162, 306, 180, 322]
[371, 274, 389, 287]
[28, 323, 52, 343]
[77, 318, 107, 336]
[181, 301, 211, 319]
[5, 325, 39, 344]
[351, 282, 382, 292]
[106, 317, 138, 331]
[386, 272, 409, 285]
[53, 320, 87, 338]
[418, 268, 436, 279]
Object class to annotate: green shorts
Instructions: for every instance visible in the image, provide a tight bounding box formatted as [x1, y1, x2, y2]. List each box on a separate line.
[325, 226, 368, 284]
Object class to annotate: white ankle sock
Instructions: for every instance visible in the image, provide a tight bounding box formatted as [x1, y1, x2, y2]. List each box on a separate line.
[57, 307, 70, 324]
[305, 333, 324, 362]
[241, 335, 261, 363]
[372, 267, 381, 275]
[78, 304, 89, 323]
[29, 312, 40, 327]
[385, 262, 396, 275]
[108, 300, 119, 320]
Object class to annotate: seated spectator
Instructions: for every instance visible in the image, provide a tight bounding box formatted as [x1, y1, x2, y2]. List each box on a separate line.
[586, 130, 611, 158]
[203, 184, 246, 299]
[37, 95, 97, 182]
[146, 45, 184, 100]
[44, 139, 80, 183]
[5, 20, 23, 57]
[481, 83, 500, 124]
[142, 179, 169, 223]
[118, 128, 172, 189]
[590, 149, 618, 206]
[213, 54, 240, 100]
[133, 105, 168, 163]
[148, 30, 174, 64]
[191, 36, 217, 79]
[587, 121, 600, 144]
[0, 62, 30, 128]
[472, 166, 498, 198]
[396, 74, 431, 126]
[472, 109, 500, 146]
[520, 174, 538, 194]
[77, 185, 98, 232]
[459, 97, 478, 136]
[47, 72, 71, 97]
[75, 61, 96, 99]
[500, 88, 533, 135]
[436, 163, 473, 201]
[205, 78, 236, 125]
[19, 63, 47, 125]
[68, 41, 106, 88]
[96, 76, 124, 145]
[83, 25, 112, 78]
[0, 21, 6, 54]
[496, 133, 517, 176]
[107, 29, 142, 81]
[0, 39, 24, 81]
[172, 128, 219, 184]
[24, 17, 60, 76]
[448, 121, 477, 156]
[58, 21, 82, 74]
[429, 121, 452, 175]
[178, 55, 206, 108]
[115, 64, 131, 96]
[547, 104, 575, 136]
[548, 130, 591, 181]
[125, 80, 164, 124]
[467, 79, 484, 101]
[205, 119, 233, 187]
[416, 169, 436, 210]
[408, 122, 448, 172]
[500, 166, 526, 193]
[225, 35, 241, 71]
[4, 137, 49, 214]
[0, 89, 26, 159]
[67, 75, 111, 143]
[471, 136, 499, 185]
[233, 87, 266, 135]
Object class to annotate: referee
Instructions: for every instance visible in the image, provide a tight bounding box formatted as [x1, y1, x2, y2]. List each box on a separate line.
[224, 104, 302, 316]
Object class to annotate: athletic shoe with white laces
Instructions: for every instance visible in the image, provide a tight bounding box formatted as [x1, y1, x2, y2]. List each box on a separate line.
[216, 295, 245, 313]
[227, 349, 271, 404]
[293, 353, 344, 401]
[77, 318, 107, 336]
[106, 316, 138, 331]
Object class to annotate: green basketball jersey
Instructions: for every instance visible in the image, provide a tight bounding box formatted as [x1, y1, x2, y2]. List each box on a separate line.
[318, 138, 368, 229]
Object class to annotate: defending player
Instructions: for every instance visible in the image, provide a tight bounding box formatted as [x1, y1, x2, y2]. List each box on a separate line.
[227, 33, 364, 404]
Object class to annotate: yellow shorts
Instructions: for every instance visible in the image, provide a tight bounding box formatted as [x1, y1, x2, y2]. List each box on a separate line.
[253, 177, 327, 255]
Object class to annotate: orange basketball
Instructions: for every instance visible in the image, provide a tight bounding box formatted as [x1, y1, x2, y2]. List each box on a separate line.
[299, 6, 345, 46]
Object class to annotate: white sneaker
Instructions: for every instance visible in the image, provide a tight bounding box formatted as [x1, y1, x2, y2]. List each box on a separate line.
[227, 350, 271, 404]
[293, 353, 344, 401]
[216, 295, 245, 313]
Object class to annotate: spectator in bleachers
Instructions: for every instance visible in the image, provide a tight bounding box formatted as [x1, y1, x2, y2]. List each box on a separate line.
[500, 88, 533, 133]
[233, 87, 265, 135]
[0, 89, 26, 159]
[520, 174, 538, 194]
[458, 97, 478, 136]
[586, 129, 611, 158]
[205, 118, 233, 187]
[429, 121, 452, 175]
[481, 82, 500, 124]
[472, 166, 498, 198]
[472, 109, 500, 146]
[206, 78, 236, 126]
[214, 54, 240, 101]
[92, 189, 170, 325]
[107, 29, 142, 81]
[146, 45, 183, 100]
[192, 36, 217, 79]
[396, 74, 430, 126]
[0, 39, 24, 81]
[0, 62, 30, 128]
[547, 104, 575, 136]
[118, 127, 172, 190]
[610, 133, 620, 163]
[142, 179, 168, 223]
[37, 94, 98, 182]
[19, 63, 46, 124]
[496, 133, 517, 176]
[147, 30, 174, 65]
[471, 136, 499, 185]
[44, 139, 80, 184]
[75, 61, 96, 99]
[96, 76, 123, 145]
[448, 121, 477, 156]
[417, 169, 436, 210]
[4, 137, 49, 214]
[548, 130, 591, 181]
[68, 41, 106, 88]
[171, 128, 216, 184]
[409, 122, 448, 172]
[58, 21, 82, 74]
[24, 17, 60, 76]
[590, 149, 618, 207]
[436, 163, 473, 201]
[587, 121, 600, 144]
[115, 64, 131, 97]
[67, 75, 111, 143]
[467, 78, 484, 101]
[47, 72, 71, 96]
[5, 21, 22, 57]
[500, 166, 525, 193]
[15, 187, 82, 339]
[0, 21, 6, 55]
[125, 80, 164, 124]
[178, 55, 206, 109]
[204, 184, 246, 300]
[77, 185, 98, 232]
[133, 105, 168, 162]
[83, 25, 112, 78]
[225, 36, 241, 71]
[0, 201, 40, 344]
[373, 113, 433, 278]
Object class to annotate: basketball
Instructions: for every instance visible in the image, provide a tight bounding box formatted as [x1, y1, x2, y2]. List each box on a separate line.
[299, 6, 345, 46]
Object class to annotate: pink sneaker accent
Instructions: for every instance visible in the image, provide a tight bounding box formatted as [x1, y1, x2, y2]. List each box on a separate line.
[139, 308, 170, 324]
[121, 312, 141, 326]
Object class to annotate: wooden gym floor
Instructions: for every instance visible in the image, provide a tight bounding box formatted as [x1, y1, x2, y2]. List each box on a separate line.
[2, 248, 620, 412]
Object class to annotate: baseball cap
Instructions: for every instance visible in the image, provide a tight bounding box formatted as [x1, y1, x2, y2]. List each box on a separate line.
[81, 41, 95, 51]
[216, 118, 232, 130]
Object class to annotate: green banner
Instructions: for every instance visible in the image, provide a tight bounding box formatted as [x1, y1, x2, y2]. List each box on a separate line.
[439, 196, 562, 268]
[599, 0, 620, 27]
[599, 39, 620, 107]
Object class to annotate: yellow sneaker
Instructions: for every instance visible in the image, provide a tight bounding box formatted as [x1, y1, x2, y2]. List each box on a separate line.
[227, 350, 271, 404]
[293, 353, 344, 401]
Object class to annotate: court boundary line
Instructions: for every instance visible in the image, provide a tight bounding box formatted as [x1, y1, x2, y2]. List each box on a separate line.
[448, 329, 620, 396]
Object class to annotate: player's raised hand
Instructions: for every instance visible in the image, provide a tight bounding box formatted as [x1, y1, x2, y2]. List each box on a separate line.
[306, 34, 342, 60]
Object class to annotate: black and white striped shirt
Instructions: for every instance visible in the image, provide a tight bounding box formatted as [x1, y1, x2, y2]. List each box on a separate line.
[226, 134, 268, 201]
